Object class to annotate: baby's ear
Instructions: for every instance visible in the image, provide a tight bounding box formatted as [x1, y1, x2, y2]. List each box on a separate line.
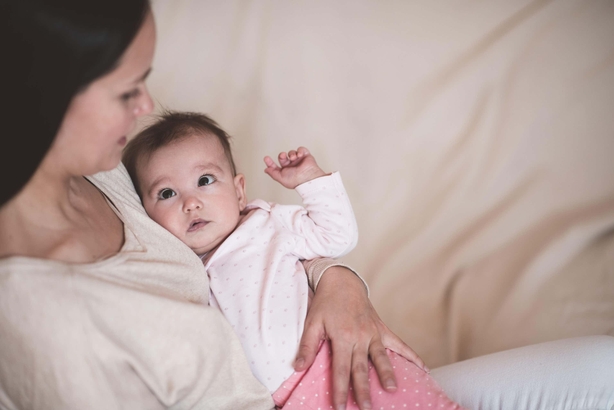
[234, 174, 247, 210]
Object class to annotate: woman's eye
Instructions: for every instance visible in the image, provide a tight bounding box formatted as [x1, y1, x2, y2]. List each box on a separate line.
[121, 88, 141, 101]
[158, 188, 176, 200]
[198, 175, 215, 186]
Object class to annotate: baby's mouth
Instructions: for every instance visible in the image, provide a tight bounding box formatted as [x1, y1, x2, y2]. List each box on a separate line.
[188, 218, 208, 232]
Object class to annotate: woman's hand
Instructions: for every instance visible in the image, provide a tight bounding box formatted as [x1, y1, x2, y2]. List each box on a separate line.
[294, 266, 428, 410]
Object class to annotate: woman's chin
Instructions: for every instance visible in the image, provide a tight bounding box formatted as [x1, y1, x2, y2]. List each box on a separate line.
[90, 153, 124, 175]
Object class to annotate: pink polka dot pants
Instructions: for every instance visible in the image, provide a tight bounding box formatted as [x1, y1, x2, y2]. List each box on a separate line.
[273, 340, 465, 410]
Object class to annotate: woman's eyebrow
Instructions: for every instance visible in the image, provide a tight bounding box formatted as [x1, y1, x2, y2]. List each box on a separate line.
[133, 67, 152, 84]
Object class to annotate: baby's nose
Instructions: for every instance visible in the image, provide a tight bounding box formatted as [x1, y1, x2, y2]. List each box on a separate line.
[183, 196, 203, 212]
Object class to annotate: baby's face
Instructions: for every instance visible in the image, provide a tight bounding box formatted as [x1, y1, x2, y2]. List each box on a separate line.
[137, 133, 246, 255]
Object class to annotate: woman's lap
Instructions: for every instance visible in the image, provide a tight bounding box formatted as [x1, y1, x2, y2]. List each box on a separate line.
[430, 335, 614, 410]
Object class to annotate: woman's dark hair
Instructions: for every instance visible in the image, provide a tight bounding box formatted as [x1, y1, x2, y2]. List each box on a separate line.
[0, 0, 150, 206]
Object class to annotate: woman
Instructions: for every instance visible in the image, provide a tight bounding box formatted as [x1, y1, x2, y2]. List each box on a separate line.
[1, 1, 613, 409]
[0, 1, 423, 409]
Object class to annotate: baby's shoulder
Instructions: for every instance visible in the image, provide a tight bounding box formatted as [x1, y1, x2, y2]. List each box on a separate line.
[240, 199, 305, 226]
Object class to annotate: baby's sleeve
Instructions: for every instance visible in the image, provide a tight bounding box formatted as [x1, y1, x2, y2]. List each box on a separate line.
[272, 172, 358, 260]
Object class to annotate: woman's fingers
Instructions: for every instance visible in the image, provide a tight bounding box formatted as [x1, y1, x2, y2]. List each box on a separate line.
[294, 317, 324, 372]
[347, 343, 373, 410]
[331, 340, 353, 410]
[380, 326, 429, 372]
[368, 339, 397, 392]
[330, 338, 398, 410]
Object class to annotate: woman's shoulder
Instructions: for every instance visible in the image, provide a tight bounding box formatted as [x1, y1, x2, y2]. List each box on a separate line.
[88, 163, 145, 216]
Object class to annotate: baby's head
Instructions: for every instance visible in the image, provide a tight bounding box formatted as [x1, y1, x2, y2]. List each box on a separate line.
[123, 111, 247, 255]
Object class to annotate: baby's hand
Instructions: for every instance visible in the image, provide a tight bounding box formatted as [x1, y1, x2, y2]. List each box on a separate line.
[264, 147, 327, 189]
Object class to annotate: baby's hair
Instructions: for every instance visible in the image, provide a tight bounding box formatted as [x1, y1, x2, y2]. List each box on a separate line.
[123, 110, 237, 198]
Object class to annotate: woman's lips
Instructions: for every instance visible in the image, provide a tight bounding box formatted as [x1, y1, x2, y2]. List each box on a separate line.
[188, 218, 208, 232]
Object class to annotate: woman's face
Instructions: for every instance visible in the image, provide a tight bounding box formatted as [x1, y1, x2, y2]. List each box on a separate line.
[47, 11, 156, 177]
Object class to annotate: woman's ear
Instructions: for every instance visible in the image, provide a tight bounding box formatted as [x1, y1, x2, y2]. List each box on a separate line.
[234, 174, 247, 211]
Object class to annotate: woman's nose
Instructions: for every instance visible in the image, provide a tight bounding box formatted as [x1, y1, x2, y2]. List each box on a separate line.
[183, 196, 203, 213]
[133, 86, 154, 117]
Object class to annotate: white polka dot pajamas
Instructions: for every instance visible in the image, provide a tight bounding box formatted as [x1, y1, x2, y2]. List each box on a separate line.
[204, 172, 358, 393]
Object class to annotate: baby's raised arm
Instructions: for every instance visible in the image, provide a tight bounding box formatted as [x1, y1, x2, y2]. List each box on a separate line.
[264, 147, 326, 188]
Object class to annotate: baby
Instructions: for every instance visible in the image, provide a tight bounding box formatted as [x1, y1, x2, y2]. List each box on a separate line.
[123, 111, 464, 410]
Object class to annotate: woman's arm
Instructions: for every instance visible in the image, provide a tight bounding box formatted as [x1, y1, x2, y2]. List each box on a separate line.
[299, 262, 427, 410]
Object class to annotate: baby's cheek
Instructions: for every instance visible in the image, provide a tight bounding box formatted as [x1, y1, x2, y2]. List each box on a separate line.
[159, 211, 179, 234]
[147, 206, 171, 231]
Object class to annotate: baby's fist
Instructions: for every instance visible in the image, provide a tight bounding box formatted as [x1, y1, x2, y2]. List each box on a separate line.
[264, 147, 326, 189]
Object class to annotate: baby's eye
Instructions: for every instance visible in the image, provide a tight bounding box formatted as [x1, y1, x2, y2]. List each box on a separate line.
[198, 175, 215, 186]
[158, 188, 176, 200]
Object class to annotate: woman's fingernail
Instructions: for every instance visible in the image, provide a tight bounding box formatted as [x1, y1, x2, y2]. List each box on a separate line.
[424, 365, 431, 373]
[295, 358, 304, 369]
[385, 379, 397, 390]
[363, 400, 372, 409]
